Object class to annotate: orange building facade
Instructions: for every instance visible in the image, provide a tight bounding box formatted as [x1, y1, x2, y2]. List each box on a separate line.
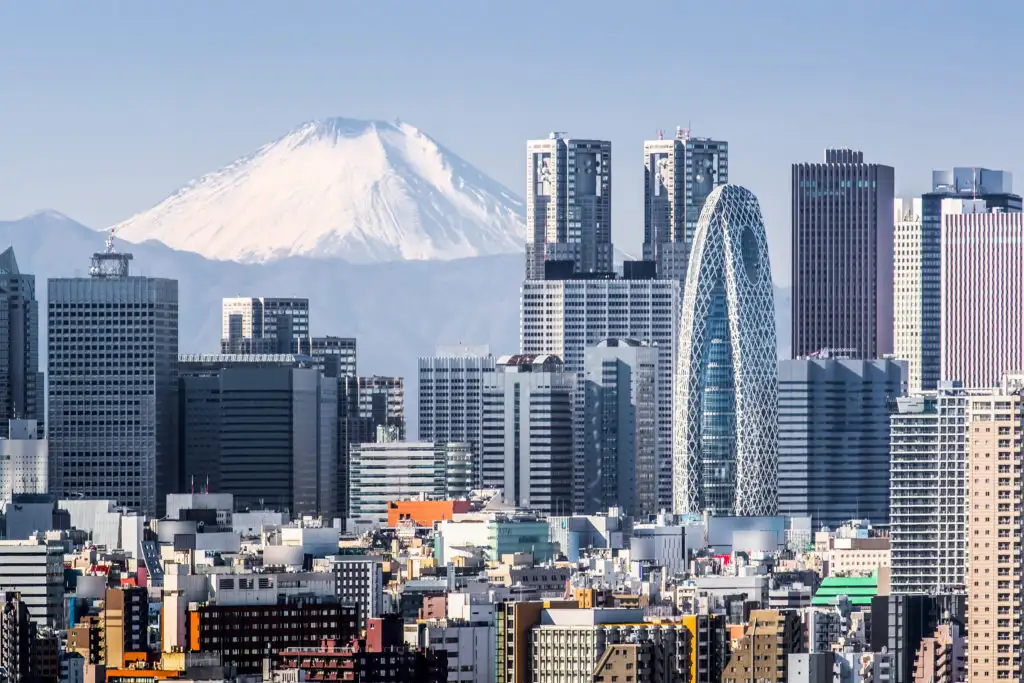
[387, 500, 471, 528]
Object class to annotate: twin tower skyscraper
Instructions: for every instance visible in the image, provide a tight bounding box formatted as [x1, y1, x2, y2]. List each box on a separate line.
[522, 129, 779, 516]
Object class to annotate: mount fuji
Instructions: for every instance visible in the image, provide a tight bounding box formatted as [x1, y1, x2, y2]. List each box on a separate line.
[112, 117, 526, 264]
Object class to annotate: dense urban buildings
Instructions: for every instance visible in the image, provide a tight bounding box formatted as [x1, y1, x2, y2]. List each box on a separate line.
[791, 149, 895, 359]
[643, 130, 729, 280]
[48, 240, 178, 516]
[524, 134, 612, 279]
[777, 355, 906, 529]
[940, 200, 1024, 388]
[893, 168, 1020, 393]
[582, 338, 658, 516]
[417, 345, 495, 486]
[889, 383, 969, 595]
[966, 377, 1024, 682]
[674, 185, 778, 516]
[220, 296, 310, 354]
[178, 353, 338, 516]
[480, 354, 573, 514]
[0, 248, 41, 427]
[521, 277, 680, 512]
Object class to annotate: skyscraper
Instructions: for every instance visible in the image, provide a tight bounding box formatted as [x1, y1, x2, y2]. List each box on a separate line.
[48, 239, 178, 516]
[894, 168, 1019, 393]
[643, 130, 728, 280]
[480, 355, 573, 514]
[0, 248, 40, 427]
[220, 297, 310, 354]
[582, 339, 658, 517]
[777, 354, 905, 529]
[417, 345, 495, 486]
[791, 149, 895, 358]
[941, 200, 1024, 388]
[889, 383, 968, 595]
[525, 134, 612, 279]
[521, 277, 680, 512]
[674, 185, 777, 516]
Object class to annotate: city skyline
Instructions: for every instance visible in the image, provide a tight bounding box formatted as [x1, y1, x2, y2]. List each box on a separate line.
[5, 2, 1024, 287]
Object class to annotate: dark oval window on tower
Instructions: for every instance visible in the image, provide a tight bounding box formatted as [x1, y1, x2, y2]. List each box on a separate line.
[741, 223, 761, 284]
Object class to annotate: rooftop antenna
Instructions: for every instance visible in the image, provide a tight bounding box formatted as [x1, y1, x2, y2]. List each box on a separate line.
[973, 167, 977, 200]
[657, 129, 664, 140]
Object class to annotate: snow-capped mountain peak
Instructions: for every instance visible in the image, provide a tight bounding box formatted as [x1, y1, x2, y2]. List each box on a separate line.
[112, 117, 526, 264]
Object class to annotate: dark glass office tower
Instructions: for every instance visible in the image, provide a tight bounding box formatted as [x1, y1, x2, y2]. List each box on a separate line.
[791, 149, 895, 359]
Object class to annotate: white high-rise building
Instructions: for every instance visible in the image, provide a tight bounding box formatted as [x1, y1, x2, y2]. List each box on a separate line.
[417, 345, 495, 485]
[941, 200, 1024, 388]
[0, 537, 65, 629]
[347, 441, 446, 530]
[893, 198, 925, 394]
[888, 383, 968, 594]
[0, 419, 47, 504]
[221, 296, 310, 354]
[48, 240, 178, 517]
[525, 134, 612, 279]
[521, 278, 680, 511]
[643, 131, 729, 281]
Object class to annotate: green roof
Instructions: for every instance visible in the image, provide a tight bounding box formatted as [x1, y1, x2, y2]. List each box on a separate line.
[811, 573, 879, 606]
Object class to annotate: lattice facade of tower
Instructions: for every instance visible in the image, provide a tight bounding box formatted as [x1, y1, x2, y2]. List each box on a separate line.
[673, 185, 778, 516]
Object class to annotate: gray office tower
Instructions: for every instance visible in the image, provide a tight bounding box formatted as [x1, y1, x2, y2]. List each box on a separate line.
[525, 134, 612, 279]
[178, 354, 337, 516]
[894, 168, 1020, 393]
[643, 131, 729, 280]
[481, 355, 573, 514]
[417, 345, 495, 486]
[791, 149, 895, 358]
[311, 336, 357, 378]
[48, 239, 178, 516]
[582, 339, 658, 517]
[221, 297, 310, 354]
[777, 355, 906, 529]
[0, 248, 41, 427]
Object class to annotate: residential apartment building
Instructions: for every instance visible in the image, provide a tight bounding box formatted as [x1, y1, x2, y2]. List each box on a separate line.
[889, 384, 969, 594]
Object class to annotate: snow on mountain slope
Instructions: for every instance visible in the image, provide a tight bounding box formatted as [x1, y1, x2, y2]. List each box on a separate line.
[112, 117, 526, 264]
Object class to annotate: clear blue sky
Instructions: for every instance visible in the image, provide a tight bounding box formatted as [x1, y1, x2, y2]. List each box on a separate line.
[2, 1, 1022, 285]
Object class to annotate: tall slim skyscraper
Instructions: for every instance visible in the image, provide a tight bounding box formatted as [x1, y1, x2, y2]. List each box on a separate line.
[791, 149, 895, 358]
[480, 355, 573, 514]
[0, 249, 40, 427]
[643, 130, 728, 281]
[582, 339, 658, 517]
[525, 134, 612, 279]
[521, 277, 680, 512]
[48, 239, 178, 516]
[894, 168, 1019, 393]
[941, 200, 1024, 388]
[889, 383, 968, 595]
[777, 355, 905, 529]
[417, 345, 495, 486]
[674, 185, 777, 516]
[221, 297, 310, 354]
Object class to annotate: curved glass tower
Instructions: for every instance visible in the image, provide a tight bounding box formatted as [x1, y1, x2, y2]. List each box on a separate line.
[673, 185, 777, 516]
